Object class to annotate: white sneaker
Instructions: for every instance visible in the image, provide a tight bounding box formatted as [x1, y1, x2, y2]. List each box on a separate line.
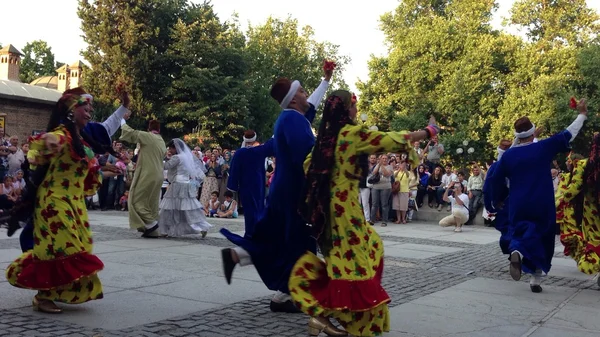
[454, 227, 462, 232]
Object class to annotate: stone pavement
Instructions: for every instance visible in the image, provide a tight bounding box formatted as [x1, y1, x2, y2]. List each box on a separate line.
[0, 211, 599, 337]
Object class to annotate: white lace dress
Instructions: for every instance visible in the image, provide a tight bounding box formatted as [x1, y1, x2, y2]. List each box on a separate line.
[158, 155, 212, 236]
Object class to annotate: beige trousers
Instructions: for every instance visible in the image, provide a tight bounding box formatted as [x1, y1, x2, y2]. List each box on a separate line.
[439, 209, 469, 227]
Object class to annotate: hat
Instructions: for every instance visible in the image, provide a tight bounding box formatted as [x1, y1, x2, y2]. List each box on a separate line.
[270, 78, 300, 109]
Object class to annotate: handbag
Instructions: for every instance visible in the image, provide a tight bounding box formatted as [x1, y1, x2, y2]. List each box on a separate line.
[367, 172, 381, 184]
[391, 172, 404, 194]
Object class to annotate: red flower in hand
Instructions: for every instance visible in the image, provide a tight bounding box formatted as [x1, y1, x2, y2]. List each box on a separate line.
[569, 97, 577, 109]
[324, 60, 337, 71]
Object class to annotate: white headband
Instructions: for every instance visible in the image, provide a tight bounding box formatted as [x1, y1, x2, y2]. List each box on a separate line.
[81, 93, 93, 102]
[243, 134, 257, 143]
[514, 124, 535, 139]
[280, 80, 301, 109]
[496, 147, 505, 160]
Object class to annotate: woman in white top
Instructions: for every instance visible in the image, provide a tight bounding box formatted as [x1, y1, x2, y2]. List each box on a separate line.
[158, 139, 212, 237]
[439, 181, 470, 232]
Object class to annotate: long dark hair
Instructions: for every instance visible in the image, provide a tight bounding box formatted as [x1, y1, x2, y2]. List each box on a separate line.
[299, 90, 366, 257]
[570, 133, 600, 226]
[8, 89, 114, 236]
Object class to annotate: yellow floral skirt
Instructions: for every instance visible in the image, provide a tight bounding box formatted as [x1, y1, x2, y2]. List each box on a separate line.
[289, 235, 390, 336]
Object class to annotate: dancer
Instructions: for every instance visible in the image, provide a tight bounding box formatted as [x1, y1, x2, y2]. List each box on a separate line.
[120, 114, 166, 238]
[556, 133, 600, 283]
[220, 61, 333, 313]
[483, 139, 512, 254]
[5, 87, 117, 313]
[9, 89, 129, 250]
[225, 135, 273, 237]
[485, 99, 588, 292]
[290, 90, 438, 336]
[158, 138, 211, 238]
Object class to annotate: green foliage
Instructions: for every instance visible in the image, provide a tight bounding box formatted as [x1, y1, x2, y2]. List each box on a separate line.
[359, 0, 600, 166]
[244, 16, 350, 140]
[78, 1, 348, 148]
[19, 40, 56, 83]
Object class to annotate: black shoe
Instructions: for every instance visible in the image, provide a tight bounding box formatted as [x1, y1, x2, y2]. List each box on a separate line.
[141, 224, 159, 238]
[269, 300, 301, 313]
[221, 248, 236, 285]
[530, 284, 542, 293]
[509, 251, 522, 281]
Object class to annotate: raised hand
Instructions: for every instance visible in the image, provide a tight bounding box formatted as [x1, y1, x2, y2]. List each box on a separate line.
[117, 83, 130, 109]
[323, 60, 336, 81]
[577, 98, 588, 115]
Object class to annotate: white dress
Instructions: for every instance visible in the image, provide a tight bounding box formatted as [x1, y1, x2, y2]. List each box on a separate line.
[158, 155, 212, 236]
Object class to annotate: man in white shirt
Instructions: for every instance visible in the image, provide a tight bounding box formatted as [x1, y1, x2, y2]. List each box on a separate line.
[438, 163, 457, 211]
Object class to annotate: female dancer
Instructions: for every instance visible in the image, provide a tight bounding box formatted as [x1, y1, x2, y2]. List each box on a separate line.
[556, 133, 600, 283]
[159, 139, 212, 237]
[290, 90, 438, 336]
[5, 87, 118, 313]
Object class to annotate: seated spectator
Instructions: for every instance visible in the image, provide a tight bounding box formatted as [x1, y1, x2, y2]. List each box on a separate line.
[206, 191, 220, 217]
[120, 190, 129, 211]
[216, 190, 238, 218]
[0, 175, 17, 210]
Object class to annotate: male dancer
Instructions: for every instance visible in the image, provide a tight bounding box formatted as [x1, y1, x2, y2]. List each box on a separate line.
[225, 132, 273, 238]
[486, 100, 588, 292]
[221, 62, 333, 312]
[120, 114, 166, 238]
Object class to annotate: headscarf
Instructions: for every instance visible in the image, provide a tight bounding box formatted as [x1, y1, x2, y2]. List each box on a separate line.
[299, 90, 362, 257]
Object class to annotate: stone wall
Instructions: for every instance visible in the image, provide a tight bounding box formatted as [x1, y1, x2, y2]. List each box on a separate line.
[0, 98, 52, 143]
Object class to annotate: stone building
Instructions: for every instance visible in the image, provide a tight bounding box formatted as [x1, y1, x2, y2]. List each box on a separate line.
[0, 44, 86, 143]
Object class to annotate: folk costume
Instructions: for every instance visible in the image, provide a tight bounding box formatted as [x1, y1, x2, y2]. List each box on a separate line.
[484, 142, 512, 256]
[289, 90, 433, 337]
[221, 77, 329, 312]
[556, 134, 600, 282]
[6, 88, 105, 313]
[158, 139, 211, 237]
[486, 113, 587, 292]
[13, 99, 129, 251]
[119, 119, 166, 237]
[221, 137, 274, 238]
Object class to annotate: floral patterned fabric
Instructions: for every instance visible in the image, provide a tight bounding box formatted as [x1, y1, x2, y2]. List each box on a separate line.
[5, 126, 104, 303]
[556, 158, 600, 275]
[289, 124, 418, 337]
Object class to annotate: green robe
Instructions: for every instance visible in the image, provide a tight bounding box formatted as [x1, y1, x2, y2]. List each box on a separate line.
[120, 124, 166, 230]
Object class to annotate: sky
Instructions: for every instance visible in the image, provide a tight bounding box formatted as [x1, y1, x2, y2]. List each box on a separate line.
[3, 0, 600, 93]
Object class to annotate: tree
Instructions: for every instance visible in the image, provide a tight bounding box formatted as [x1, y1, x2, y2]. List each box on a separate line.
[358, 0, 507, 165]
[359, 0, 600, 165]
[165, 4, 250, 149]
[490, 0, 600, 147]
[19, 40, 56, 83]
[78, 0, 187, 127]
[244, 16, 350, 140]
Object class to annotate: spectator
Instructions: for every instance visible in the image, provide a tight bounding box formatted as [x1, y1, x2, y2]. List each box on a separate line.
[423, 136, 444, 173]
[465, 164, 485, 225]
[217, 190, 238, 218]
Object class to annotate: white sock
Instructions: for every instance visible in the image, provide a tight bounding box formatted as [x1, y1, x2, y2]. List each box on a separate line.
[272, 291, 291, 303]
[530, 269, 542, 286]
[513, 250, 523, 259]
[232, 246, 253, 266]
[144, 220, 158, 229]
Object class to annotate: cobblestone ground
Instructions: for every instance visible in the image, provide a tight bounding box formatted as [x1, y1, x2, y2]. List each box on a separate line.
[1, 219, 598, 337]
